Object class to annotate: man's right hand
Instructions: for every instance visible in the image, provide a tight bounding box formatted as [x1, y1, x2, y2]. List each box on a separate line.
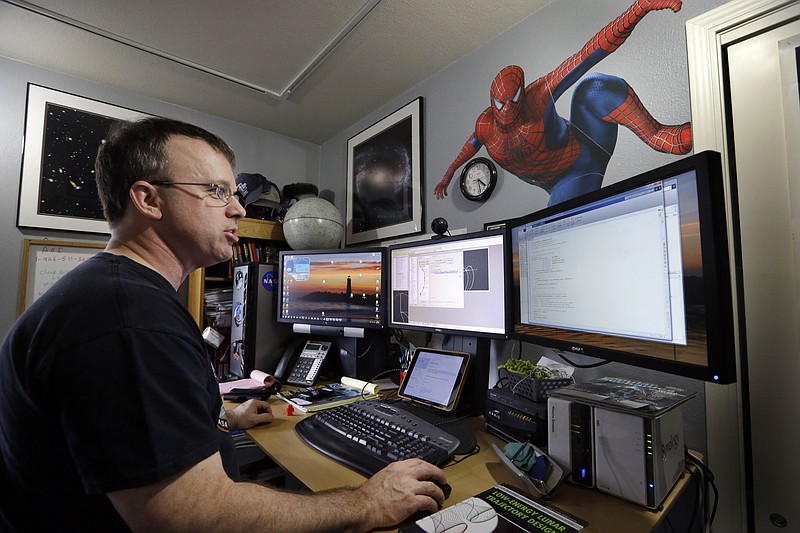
[357, 459, 448, 529]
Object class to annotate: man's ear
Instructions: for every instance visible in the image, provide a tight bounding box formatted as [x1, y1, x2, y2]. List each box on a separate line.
[128, 181, 164, 220]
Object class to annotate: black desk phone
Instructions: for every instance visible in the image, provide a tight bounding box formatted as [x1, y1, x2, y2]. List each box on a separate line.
[274, 339, 332, 386]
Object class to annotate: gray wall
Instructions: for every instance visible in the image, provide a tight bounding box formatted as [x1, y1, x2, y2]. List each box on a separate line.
[320, 0, 729, 457]
[0, 55, 321, 338]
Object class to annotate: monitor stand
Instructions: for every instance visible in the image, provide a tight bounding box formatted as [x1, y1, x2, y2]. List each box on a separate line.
[441, 334, 490, 413]
[335, 329, 393, 382]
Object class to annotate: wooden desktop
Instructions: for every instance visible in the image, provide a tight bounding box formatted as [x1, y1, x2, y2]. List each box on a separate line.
[241, 396, 694, 532]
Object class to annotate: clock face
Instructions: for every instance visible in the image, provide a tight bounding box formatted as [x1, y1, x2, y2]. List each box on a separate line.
[460, 158, 497, 201]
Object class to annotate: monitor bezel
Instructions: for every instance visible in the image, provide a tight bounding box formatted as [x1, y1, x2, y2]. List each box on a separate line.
[386, 228, 510, 339]
[505, 151, 737, 384]
[276, 247, 387, 332]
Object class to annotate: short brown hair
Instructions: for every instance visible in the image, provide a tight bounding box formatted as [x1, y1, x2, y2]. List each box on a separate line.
[94, 117, 236, 225]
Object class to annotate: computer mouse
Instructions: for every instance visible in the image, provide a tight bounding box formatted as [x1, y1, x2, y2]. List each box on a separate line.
[400, 482, 452, 528]
[433, 480, 452, 500]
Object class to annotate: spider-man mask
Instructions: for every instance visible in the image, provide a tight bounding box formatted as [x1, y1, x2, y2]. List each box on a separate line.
[490, 65, 524, 127]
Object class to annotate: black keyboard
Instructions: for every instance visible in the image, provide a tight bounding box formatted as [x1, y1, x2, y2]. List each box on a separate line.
[294, 400, 462, 477]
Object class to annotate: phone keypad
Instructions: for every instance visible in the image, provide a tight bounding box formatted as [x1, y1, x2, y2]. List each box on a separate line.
[287, 341, 332, 386]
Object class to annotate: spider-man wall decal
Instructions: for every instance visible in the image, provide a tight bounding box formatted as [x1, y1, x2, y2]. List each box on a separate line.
[434, 0, 692, 206]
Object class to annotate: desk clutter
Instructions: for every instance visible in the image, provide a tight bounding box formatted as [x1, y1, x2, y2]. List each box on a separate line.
[222, 347, 710, 524]
[221, 365, 716, 531]
[486, 371, 696, 510]
[277, 378, 380, 413]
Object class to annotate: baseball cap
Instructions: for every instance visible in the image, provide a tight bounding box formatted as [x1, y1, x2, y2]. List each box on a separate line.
[235, 173, 282, 207]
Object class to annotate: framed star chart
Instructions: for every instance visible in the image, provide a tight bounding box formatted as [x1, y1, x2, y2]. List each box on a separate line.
[17, 84, 149, 234]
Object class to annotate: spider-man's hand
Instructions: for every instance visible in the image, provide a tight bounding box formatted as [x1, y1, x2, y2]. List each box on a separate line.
[434, 174, 453, 199]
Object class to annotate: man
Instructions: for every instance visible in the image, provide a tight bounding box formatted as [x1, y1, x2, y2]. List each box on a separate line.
[0, 117, 447, 531]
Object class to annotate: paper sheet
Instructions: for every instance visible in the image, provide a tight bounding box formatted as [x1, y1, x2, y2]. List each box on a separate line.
[218, 369, 274, 394]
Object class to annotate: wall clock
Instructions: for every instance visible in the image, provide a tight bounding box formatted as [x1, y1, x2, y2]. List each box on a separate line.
[459, 157, 497, 202]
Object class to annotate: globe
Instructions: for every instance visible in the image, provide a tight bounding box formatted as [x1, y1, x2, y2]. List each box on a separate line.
[282, 197, 344, 250]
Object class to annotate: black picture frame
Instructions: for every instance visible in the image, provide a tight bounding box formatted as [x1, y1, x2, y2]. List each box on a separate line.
[345, 97, 423, 245]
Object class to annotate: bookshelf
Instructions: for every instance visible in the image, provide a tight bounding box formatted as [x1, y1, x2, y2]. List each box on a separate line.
[186, 218, 286, 327]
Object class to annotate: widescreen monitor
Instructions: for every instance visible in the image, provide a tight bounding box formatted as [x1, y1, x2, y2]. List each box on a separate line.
[388, 229, 508, 338]
[277, 248, 386, 337]
[508, 151, 737, 383]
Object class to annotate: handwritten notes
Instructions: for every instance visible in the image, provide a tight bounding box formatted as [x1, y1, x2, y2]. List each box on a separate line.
[19, 240, 105, 314]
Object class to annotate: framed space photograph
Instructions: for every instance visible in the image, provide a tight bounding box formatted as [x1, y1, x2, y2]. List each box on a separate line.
[346, 97, 423, 245]
[17, 84, 150, 234]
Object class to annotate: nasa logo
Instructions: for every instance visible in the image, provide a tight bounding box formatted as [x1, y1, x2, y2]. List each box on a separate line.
[262, 271, 276, 292]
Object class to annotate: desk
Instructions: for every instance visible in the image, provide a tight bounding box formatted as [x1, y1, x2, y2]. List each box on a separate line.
[242, 397, 694, 532]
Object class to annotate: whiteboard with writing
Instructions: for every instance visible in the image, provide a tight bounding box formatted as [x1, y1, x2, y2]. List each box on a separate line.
[19, 239, 106, 315]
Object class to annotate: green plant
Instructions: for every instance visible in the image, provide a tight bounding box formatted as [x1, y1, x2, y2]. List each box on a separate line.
[498, 359, 559, 379]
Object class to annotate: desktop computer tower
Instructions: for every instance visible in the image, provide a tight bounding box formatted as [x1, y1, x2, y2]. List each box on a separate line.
[547, 396, 595, 487]
[593, 405, 685, 509]
[229, 262, 293, 378]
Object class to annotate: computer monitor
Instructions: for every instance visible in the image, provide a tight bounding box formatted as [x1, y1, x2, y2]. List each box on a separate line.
[387, 229, 508, 338]
[507, 150, 737, 383]
[277, 247, 386, 337]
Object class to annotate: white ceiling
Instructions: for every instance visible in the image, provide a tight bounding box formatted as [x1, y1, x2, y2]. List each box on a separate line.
[0, 0, 551, 144]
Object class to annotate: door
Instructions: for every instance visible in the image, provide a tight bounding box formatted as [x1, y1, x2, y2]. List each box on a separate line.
[688, 1, 800, 530]
[728, 17, 800, 531]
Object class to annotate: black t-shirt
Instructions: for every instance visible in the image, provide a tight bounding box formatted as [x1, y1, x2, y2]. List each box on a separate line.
[0, 253, 238, 531]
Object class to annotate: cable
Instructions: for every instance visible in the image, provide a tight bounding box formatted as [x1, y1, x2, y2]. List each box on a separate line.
[448, 444, 480, 463]
[362, 368, 403, 398]
[336, 338, 375, 361]
[392, 328, 408, 346]
[354, 341, 373, 359]
[663, 515, 676, 533]
[552, 349, 610, 369]
[684, 461, 703, 531]
[687, 459, 707, 532]
[685, 449, 718, 531]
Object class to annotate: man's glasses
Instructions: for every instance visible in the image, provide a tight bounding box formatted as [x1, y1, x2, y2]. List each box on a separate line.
[150, 181, 243, 206]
